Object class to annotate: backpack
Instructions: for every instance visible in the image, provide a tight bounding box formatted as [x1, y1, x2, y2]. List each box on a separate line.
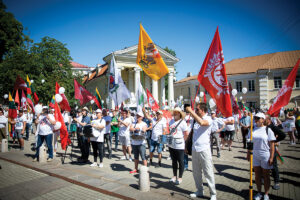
[266, 123, 286, 142]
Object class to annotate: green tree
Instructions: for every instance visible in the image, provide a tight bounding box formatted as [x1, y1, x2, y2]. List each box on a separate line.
[0, 0, 29, 62]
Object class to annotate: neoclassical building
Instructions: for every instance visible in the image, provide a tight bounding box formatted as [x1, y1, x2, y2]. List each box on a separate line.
[83, 45, 179, 108]
[175, 50, 300, 110]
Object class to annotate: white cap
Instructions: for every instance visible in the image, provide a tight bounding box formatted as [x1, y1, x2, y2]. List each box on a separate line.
[95, 109, 102, 113]
[136, 111, 144, 118]
[255, 112, 265, 119]
[156, 110, 163, 115]
[42, 106, 48, 109]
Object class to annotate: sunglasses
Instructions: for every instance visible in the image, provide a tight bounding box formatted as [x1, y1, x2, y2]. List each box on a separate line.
[254, 117, 261, 120]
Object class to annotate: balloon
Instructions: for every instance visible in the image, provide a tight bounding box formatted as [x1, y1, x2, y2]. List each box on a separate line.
[242, 87, 247, 94]
[4, 94, 8, 99]
[54, 122, 61, 130]
[200, 92, 204, 97]
[31, 80, 34, 83]
[239, 96, 243, 100]
[195, 96, 200, 103]
[90, 100, 95, 104]
[41, 79, 45, 83]
[59, 87, 65, 94]
[55, 94, 63, 103]
[231, 89, 237, 96]
[179, 95, 183, 100]
[34, 104, 43, 114]
[209, 98, 216, 108]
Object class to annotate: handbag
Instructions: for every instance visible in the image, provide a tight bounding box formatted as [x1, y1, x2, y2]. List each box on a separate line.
[185, 120, 195, 156]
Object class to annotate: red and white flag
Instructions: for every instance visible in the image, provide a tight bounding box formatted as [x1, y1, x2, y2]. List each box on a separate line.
[198, 27, 232, 117]
[74, 79, 94, 105]
[268, 59, 300, 116]
[146, 89, 159, 111]
[13, 75, 27, 91]
[55, 82, 71, 112]
[21, 90, 27, 109]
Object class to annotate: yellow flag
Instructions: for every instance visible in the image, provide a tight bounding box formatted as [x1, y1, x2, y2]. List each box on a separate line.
[136, 24, 169, 81]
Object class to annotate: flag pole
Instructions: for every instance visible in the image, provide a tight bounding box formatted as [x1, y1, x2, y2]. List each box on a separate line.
[249, 112, 254, 199]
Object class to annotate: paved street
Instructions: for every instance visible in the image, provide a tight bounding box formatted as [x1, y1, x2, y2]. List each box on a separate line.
[0, 131, 300, 200]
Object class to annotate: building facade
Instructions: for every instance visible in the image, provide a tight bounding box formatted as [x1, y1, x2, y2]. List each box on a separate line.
[71, 61, 93, 76]
[83, 45, 179, 108]
[174, 50, 300, 110]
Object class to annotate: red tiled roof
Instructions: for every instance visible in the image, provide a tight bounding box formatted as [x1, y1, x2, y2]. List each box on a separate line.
[70, 61, 90, 69]
[83, 64, 108, 84]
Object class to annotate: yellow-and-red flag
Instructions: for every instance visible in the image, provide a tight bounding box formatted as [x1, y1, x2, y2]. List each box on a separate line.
[136, 24, 169, 81]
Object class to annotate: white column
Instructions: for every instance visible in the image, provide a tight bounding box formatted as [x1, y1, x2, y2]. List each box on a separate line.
[128, 69, 134, 93]
[160, 76, 165, 106]
[152, 79, 158, 101]
[134, 68, 141, 92]
[168, 70, 174, 106]
[145, 75, 151, 90]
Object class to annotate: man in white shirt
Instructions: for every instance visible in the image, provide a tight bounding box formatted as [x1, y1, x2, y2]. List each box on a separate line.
[186, 103, 217, 200]
[33, 107, 56, 162]
[223, 116, 235, 151]
[211, 111, 225, 158]
[10, 110, 26, 150]
[0, 108, 8, 143]
[102, 109, 112, 159]
[118, 109, 133, 161]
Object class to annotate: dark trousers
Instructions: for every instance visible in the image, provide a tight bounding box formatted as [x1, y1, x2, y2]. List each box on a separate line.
[25, 123, 32, 140]
[272, 150, 280, 183]
[91, 141, 104, 163]
[35, 134, 53, 159]
[110, 131, 118, 149]
[184, 154, 188, 169]
[104, 133, 112, 156]
[78, 135, 90, 160]
[241, 127, 249, 148]
[169, 147, 185, 178]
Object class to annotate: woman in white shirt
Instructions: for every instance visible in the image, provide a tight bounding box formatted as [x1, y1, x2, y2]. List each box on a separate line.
[129, 112, 148, 174]
[247, 113, 276, 200]
[168, 107, 188, 185]
[90, 109, 106, 168]
[283, 111, 296, 145]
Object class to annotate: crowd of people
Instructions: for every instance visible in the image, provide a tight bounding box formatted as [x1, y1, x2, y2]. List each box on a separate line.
[0, 102, 299, 200]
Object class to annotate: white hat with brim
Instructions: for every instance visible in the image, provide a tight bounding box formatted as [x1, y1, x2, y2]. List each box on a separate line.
[82, 107, 89, 112]
[95, 109, 102, 113]
[255, 112, 265, 119]
[172, 107, 186, 119]
[136, 112, 144, 118]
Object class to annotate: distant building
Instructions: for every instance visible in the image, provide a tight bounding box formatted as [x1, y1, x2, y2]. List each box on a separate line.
[174, 50, 300, 110]
[70, 61, 93, 76]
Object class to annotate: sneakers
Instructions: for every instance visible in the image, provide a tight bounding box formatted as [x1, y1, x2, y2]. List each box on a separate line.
[263, 194, 269, 200]
[47, 158, 53, 162]
[120, 156, 126, 160]
[272, 183, 280, 190]
[210, 194, 217, 200]
[99, 163, 103, 168]
[254, 193, 262, 200]
[32, 158, 37, 162]
[166, 156, 171, 160]
[90, 162, 98, 167]
[169, 177, 176, 183]
[129, 169, 137, 174]
[175, 178, 182, 185]
[128, 157, 133, 162]
[190, 191, 204, 198]
[217, 153, 221, 158]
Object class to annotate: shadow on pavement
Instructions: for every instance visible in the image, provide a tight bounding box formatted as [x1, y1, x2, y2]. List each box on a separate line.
[280, 171, 300, 178]
[214, 164, 248, 173]
[110, 163, 131, 172]
[215, 184, 248, 199]
[283, 155, 300, 160]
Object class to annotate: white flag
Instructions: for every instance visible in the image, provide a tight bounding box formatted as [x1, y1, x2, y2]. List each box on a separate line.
[109, 54, 131, 107]
[135, 75, 147, 113]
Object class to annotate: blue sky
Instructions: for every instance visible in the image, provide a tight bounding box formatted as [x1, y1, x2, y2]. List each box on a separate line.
[4, 0, 300, 81]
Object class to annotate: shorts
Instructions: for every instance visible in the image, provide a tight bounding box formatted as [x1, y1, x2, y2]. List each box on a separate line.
[15, 129, 24, 139]
[150, 139, 163, 154]
[220, 131, 226, 139]
[253, 152, 273, 169]
[224, 130, 235, 141]
[132, 144, 146, 160]
[119, 135, 131, 146]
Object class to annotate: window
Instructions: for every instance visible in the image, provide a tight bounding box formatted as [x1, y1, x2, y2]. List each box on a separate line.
[248, 80, 255, 92]
[235, 81, 242, 92]
[296, 76, 300, 88]
[188, 87, 191, 99]
[274, 77, 282, 89]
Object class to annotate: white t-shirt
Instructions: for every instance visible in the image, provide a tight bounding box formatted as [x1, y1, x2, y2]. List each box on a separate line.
[131, 121, 147, 145]
[283, 117, 295, 132]
[15, 115, 27, 130]
[0, 115, 8, 128]
[185, 115, 193, 133]
[151, 117, 167, 141]
[25, 113, 33, 123]
[38, 114, 55, 135]
[63, 112, 70, 123]
[90, 118, 106, 142]
[118, 117, 132, 137]
[168, 119, 188, 150]
[248, 126, 276, 155]
[103, 116, 112, 134]
[225, 116, 235, 131]
[192, 114, 213, 152]
[211, 117, 225, 133]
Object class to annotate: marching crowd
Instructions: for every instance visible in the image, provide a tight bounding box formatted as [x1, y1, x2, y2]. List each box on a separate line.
[0, 103, 299, 200]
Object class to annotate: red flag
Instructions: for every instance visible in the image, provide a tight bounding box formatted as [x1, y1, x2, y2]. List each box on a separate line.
[74, 79, 94, 105]
[146, 89, 159, 111]
[197, 27, 232, 117]
[268, 59, 300, 115]
[56, 82, 71, 112]
[13, 75, 27, 91]
[54, 102, 71, 150]
[15, 90, 20, 105]
[21, 90, 27, 110]
[8, 93, 17, 119]
[93, 96, 101, 109]
[26, 94, 34, 112]
[203, 92, 207, 103]
[162, 110, 172, 134]
[33, 92, 39, 105]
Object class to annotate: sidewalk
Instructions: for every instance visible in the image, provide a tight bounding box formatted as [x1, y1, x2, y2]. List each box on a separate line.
[0, 132, 299, 200]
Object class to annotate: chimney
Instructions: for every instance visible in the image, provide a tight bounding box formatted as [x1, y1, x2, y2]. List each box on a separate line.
[187, 72, 192, 77]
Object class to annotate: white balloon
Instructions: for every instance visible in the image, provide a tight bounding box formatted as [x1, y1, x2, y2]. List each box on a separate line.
[195, 96, 200, 103]
[90, 100, 95, 104]
[34, 104, 43, 114]
[242, 87, 247, 94]
[55, 94, 63, 103]
[239, 96, 243, 100]
[209, 98, 216, 108]
[54, 122, 61, 130]
[59, 87, 65, 94]
[179, 95, 183, 100]
[231, 89, 237, 96]
[101, 100, 104, 104]
[4, 94, 8, 99]
[200, 92, 204, 97]
[31, 80, 34, 83]
[41, 79, 45, 83]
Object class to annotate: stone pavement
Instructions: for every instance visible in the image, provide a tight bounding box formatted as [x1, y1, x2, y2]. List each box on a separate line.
[0, 131, 300, 200]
